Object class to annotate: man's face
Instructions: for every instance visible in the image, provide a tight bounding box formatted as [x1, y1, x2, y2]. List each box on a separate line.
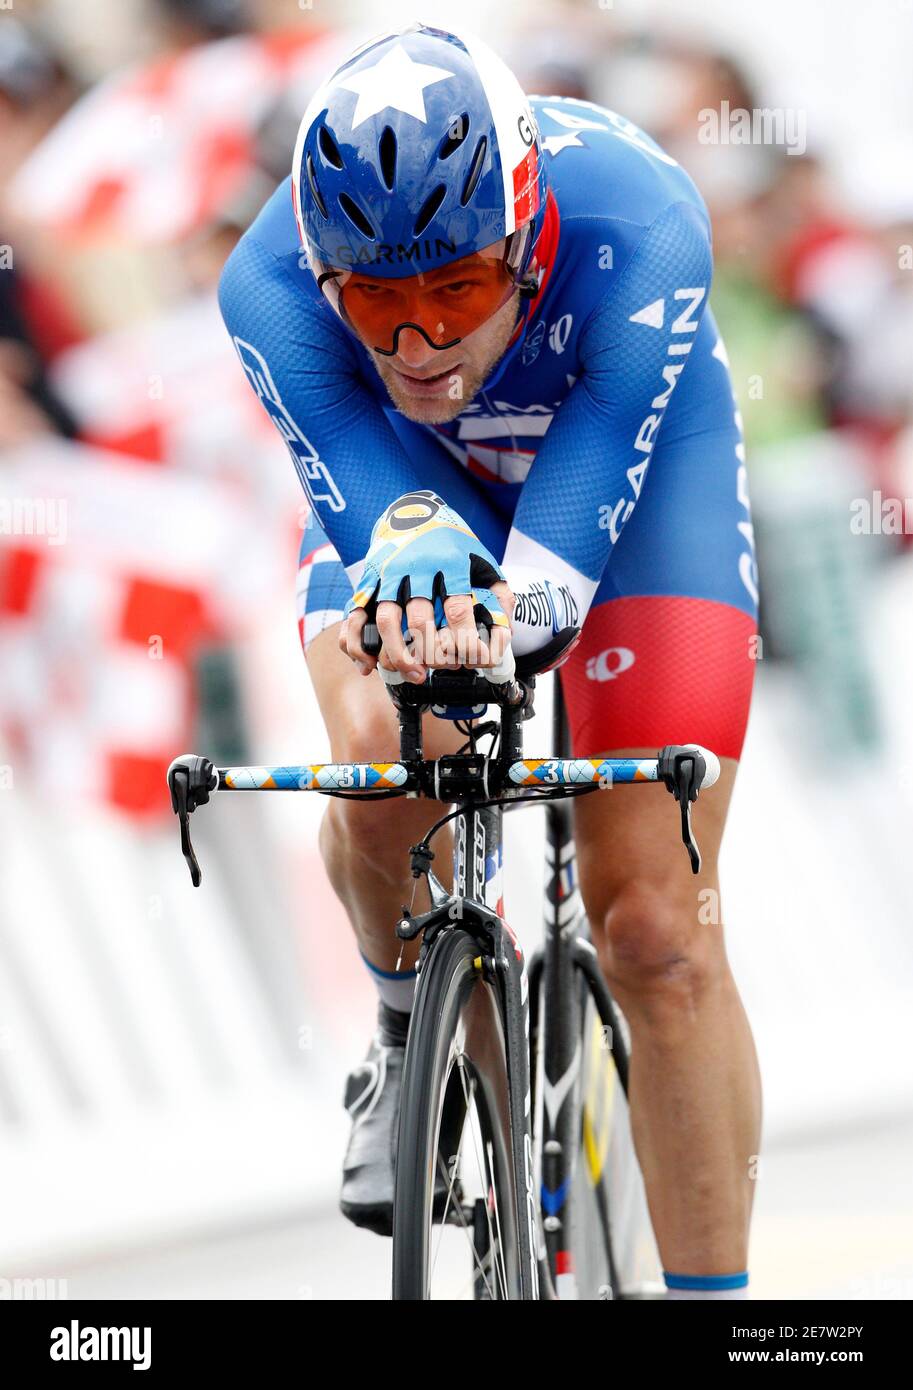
[351, 242, 524, 425]
[371, 295, 521, 424]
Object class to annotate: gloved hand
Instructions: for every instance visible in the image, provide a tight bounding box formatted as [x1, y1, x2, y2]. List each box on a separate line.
[339, 490, 514, 682]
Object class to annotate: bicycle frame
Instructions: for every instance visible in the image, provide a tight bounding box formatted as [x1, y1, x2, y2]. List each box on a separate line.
[452, 797, 541, 1298]
[529, 682, 634, 1299]
[168, 663, 719, 1300]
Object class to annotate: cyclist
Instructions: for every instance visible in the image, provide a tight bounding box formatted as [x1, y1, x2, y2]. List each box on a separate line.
[219, 23, 761, 1301]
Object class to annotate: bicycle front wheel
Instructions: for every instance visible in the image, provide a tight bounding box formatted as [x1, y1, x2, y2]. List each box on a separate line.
[392, 927, 523, 1300]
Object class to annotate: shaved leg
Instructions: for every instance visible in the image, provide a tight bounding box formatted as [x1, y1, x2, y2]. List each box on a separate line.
[573, 751, 762, 1275]
[307, 624, 463, 972]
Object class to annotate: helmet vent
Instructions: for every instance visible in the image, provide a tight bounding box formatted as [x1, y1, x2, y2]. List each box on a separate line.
[305, 153, 328, 219]
[460, 137, 487, 207]
[438, 114, 470, 160]
[318, 124, 344, 170]
[378, 126, 397, 190]
[338, 192, 376, 241]
[413, 184, 446, 237]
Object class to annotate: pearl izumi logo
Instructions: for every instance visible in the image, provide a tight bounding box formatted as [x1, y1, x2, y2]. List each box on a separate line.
[50, 1321, 151, 1371]
[548, 314, 572, 355]
[585, 647, 635, 681]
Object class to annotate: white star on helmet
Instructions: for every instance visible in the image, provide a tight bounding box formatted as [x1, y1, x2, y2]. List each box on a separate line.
[335, 43, 455, 129]
[542, 131, 585, 158]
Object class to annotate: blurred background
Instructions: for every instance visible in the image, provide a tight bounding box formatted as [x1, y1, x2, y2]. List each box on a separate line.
[1, 0, 912, 1300]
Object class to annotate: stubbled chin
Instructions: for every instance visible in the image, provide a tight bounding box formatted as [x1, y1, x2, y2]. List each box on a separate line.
[368, 294, 520, 426]
[379, 372, 474, 425]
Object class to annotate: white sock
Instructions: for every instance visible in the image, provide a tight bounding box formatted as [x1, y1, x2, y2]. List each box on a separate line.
[360, 951, 417, 1012]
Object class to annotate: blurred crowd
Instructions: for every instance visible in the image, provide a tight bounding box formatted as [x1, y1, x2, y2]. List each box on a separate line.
[2, 0, 911, 811]
[511, 6, 913, 749]
[516, 11, 913, 464]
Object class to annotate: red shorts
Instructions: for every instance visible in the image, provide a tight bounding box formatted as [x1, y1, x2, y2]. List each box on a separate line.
[558, 595, 756, 760]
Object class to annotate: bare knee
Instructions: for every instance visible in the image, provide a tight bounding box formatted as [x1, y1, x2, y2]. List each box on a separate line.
[318, 709, 434, 893]
[327, 698, 400, 764]
[594, 877, 726, 1016]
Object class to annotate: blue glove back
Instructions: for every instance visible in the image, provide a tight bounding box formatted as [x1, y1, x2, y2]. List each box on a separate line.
[345, 491, 509, 636]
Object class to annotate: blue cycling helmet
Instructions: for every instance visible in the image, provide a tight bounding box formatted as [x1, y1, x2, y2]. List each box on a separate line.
[292, 23, 548, 299]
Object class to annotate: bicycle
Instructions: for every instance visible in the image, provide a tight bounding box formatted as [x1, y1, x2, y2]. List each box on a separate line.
[167, 626, 719, 1300]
